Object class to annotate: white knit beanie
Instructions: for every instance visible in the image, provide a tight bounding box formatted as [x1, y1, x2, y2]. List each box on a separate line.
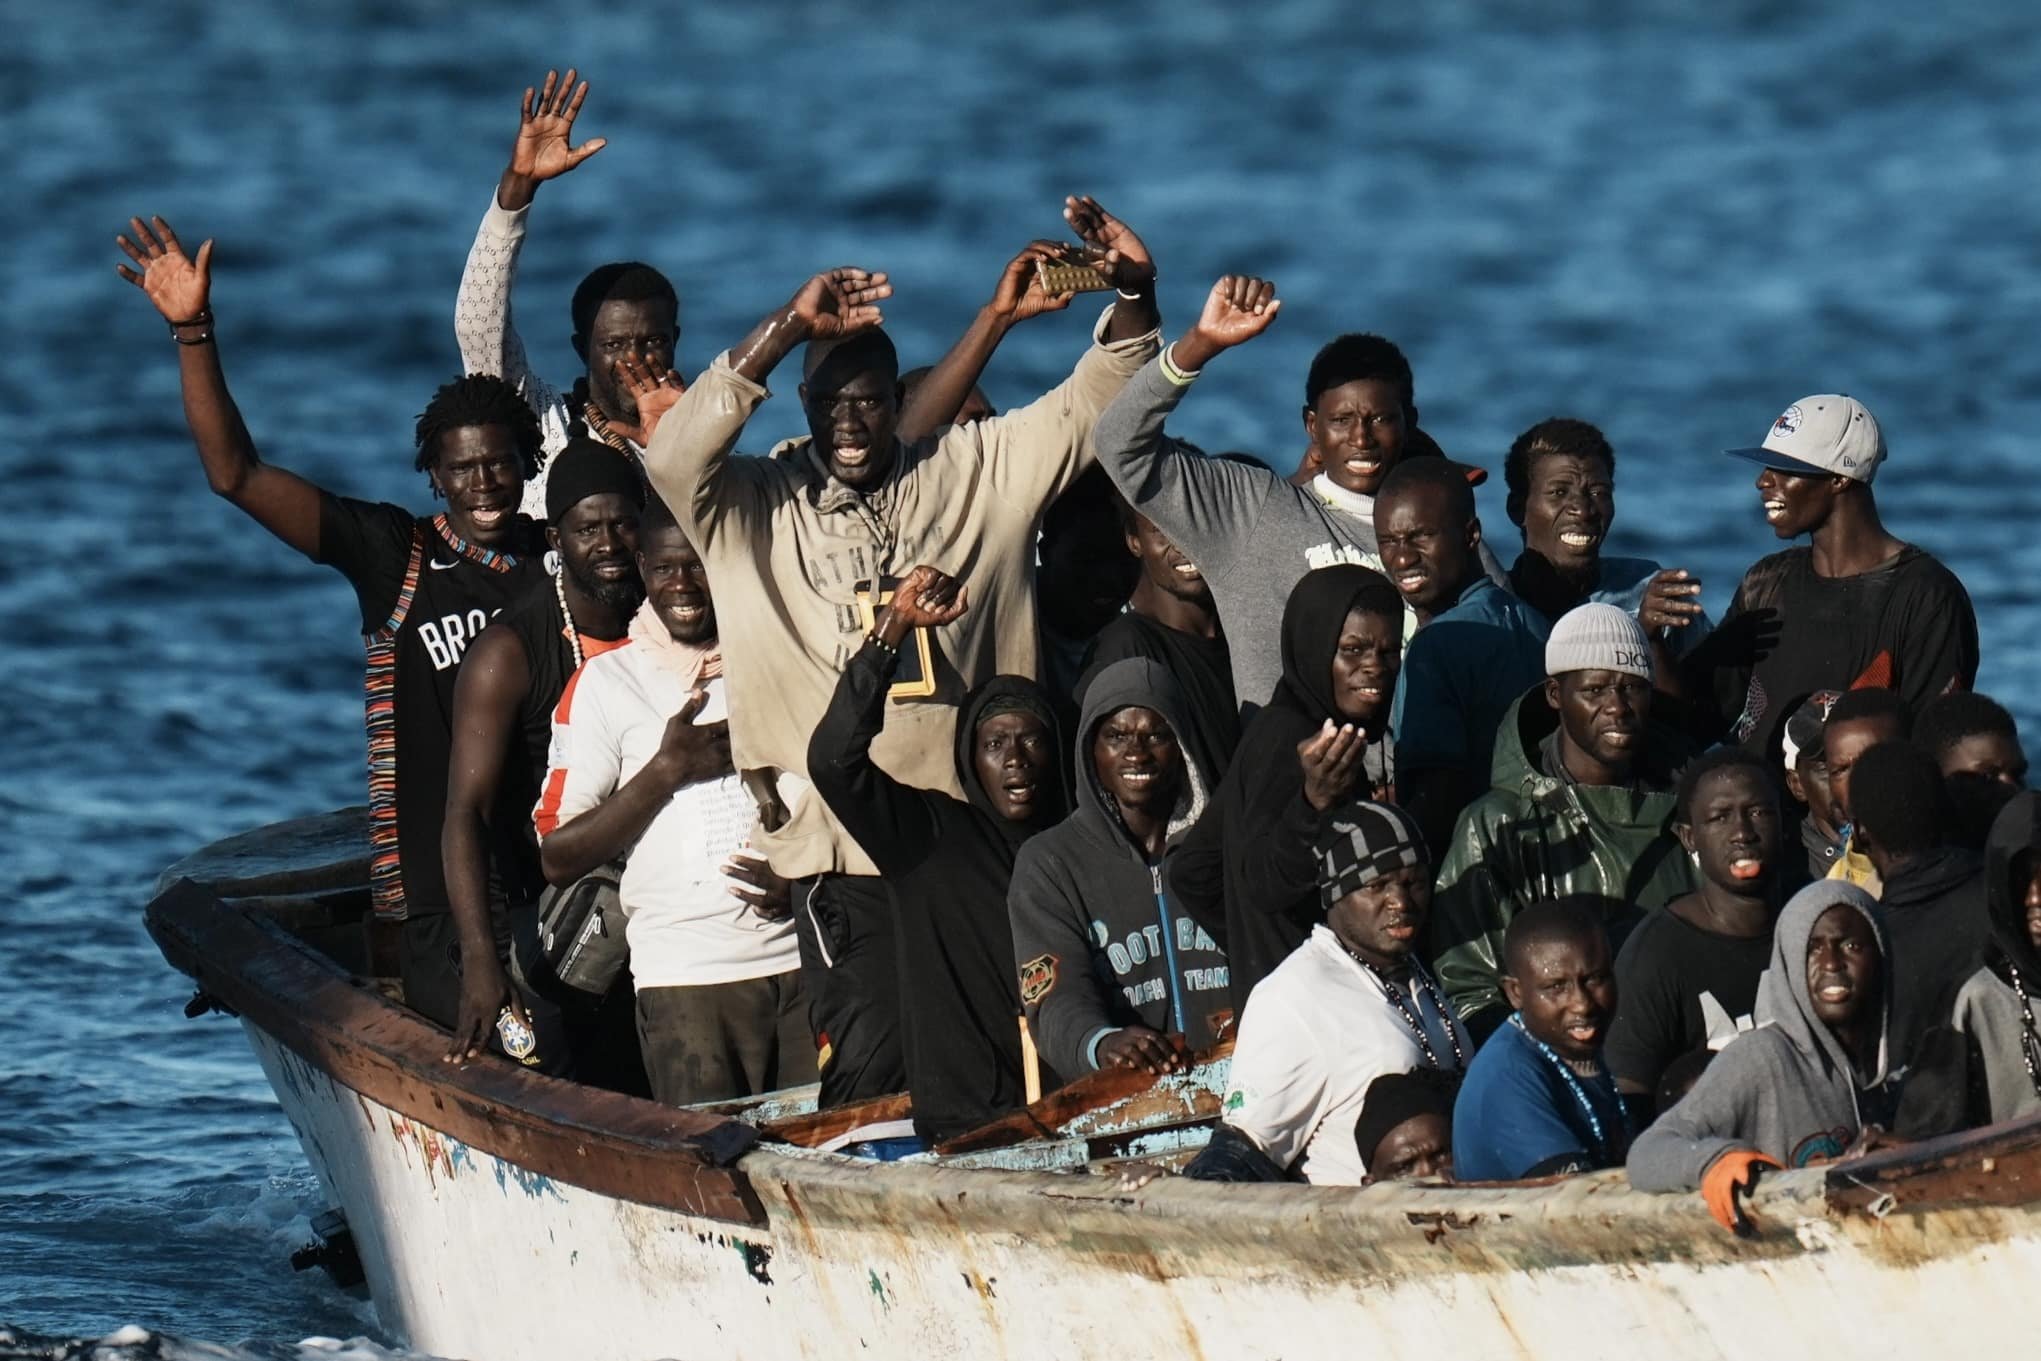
[1544, 602, 1653, 681]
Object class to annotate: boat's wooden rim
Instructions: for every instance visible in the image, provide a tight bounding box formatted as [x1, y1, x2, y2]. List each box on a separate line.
[145, 813, 2041, 1237]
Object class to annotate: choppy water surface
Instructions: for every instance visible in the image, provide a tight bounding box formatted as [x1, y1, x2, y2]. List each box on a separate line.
[7, 2, 2041, 1356]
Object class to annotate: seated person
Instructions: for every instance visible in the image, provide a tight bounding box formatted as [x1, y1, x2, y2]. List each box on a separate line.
[808, 567, 1069, 1141]
[1009, 659, 1227, 1083]
[1453, 902, 1627, 1180]
[1353, 1070, 1458, 1184]
[1170, 565, 1404, 1018]
[1209, 801, 1469, 1186]
[1501, 418, 1711, 663]
[1082, 503, 1239, 785]
[1848, 741, 1983, 1070]
[533, 501, 809, 1105]
[1917, 691, 2029, 852]
[1606, 749, 1783, 1110]
[1375, 458, 1549, 851]
[1431, 603, 1696, 1038]
[1819, 686, 1910, 891]
[1952, 792, 2041, 1124]
[1628, 883, 1896, 1232]
[1780, 693, 1843, 886]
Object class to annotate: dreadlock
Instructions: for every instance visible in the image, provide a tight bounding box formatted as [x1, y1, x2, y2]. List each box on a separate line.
[413, 374, 543, 476]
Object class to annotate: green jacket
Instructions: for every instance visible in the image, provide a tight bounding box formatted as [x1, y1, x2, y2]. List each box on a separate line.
[1429, 688, 1695, 1034]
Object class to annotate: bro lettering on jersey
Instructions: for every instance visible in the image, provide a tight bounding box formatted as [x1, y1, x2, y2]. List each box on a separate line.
[417, 607, 502, 671]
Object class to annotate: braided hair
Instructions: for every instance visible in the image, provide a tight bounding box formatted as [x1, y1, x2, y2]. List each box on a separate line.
[413, 374, 542, 476]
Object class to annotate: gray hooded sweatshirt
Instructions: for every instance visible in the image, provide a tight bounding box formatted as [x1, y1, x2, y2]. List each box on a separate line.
[1008, 658, 1230, 1080]
[1628, 881, 1895, 1191]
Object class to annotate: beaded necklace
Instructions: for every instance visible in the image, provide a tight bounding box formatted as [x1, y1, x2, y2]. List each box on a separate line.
[553, 568, 584, 672]
[2010, 964, 2041, 1100]
[583, 400, 636, 456]
[1508, 1012, 1628, 1163]
[1334, 938, 1466, 1072]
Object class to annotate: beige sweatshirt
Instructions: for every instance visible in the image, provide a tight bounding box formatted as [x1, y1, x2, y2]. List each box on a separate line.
[642, 308, 1160, 878]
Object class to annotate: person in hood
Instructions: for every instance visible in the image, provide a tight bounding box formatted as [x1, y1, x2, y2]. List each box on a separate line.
[1008, 658, 1228, 1083]
[1606, 749, 1784, 1109]
[1431, 603, 1696, 1039]
[1628, 882, 1897, 1233]
[1951, 792, 2041, 1124]
[1916, 691, 2029, 853]
[808, 566, 1068, 1141]
[1168, 564, 1404, 1018]
[1848, 741, 1984, 1069]
[1212, 799, 1469, 1185]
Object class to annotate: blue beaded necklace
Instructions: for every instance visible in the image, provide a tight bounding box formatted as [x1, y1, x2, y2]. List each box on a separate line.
[1508, 1012, 1627, 1163]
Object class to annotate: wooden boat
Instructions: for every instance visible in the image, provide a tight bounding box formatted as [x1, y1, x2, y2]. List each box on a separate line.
[148, 810, 2041, 1361]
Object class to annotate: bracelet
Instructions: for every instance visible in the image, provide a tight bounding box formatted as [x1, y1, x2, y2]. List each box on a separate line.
[1117, 286, 1147, 301]
[1159, 343, 1202, 387]
[167, 308, 213, 331]
[172, 329, 216, 346]
[866, 631, 898, 658]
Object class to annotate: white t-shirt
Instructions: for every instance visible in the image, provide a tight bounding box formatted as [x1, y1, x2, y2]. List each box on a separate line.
[533, 643, 801, 989]
[1222, 926, 1469, 1185]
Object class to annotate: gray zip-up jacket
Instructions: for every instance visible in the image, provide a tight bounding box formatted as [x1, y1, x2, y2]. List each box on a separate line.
[1089, 357, 1502, 708]
[1628, 882, 1894, 1190]
[1008, 659, 1230, 1079]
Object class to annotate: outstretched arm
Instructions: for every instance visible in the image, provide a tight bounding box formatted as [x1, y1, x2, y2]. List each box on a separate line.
[1088, 276, 1283, 581]
[895, 241, 1075, 441]
[455, 68, 606, 403]
[440, 626, 531, 1061]
[117, 217, 324, 559]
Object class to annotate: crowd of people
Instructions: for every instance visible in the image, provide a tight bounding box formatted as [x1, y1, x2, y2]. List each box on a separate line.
[120, 69, 2037, 1232]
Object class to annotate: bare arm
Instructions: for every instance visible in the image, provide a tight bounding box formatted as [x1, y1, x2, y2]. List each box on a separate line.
[441, 626, 531, 1061]
[1063, 196, 1160, 343]
[538, 691, 730, 885]
[117, 217, 324, 558]
[896, 242, 1072, 441]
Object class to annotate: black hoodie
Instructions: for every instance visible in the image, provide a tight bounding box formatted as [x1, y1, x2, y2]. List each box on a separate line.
[1172, 565, 1398, 1018]
[1008, 658, 1230, 1081]
[1878, 844, 1985, 1071]
[807, 639, 1068, 1141]
[1949, 792, 2041, 1124]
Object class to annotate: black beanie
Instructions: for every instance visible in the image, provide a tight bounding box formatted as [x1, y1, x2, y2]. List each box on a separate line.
[1352, 1069, 1459, 1170]
[546, 438, 645, 523]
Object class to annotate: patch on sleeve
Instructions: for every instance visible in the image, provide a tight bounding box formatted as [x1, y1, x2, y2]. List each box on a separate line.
[1019, 954, 1058, 1005]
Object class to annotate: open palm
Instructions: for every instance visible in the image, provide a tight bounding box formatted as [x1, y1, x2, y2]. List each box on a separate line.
[511, 68, 606, 182]
[115, 216, 212, 322]
[1193, 275, 1281, 349]
[792, 268, 892, 341]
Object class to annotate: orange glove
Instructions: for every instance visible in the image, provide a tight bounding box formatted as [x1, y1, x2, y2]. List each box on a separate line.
[1702, 1149, 1784, 1235]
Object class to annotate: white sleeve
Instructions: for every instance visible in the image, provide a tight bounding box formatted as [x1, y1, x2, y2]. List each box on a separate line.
[454, 195, 561, 422]
[1220, 989, 1326, 1171]
[532, 658, 623, 841]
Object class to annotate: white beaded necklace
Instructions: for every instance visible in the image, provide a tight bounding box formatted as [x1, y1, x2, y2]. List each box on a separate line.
[553, 568, 583, 671]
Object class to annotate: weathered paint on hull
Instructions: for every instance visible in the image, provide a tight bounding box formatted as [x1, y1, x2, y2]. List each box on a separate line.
[250, 1023, 2041, 1361]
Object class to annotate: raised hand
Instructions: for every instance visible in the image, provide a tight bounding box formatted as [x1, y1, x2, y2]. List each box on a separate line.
[987, 241, 1079, 325]
[512, 68, 606, 184]
[1297, 718, 1367, 812]
[610, 354, 686, 444]
[788, 268, 892, 342]
[877, 565, 969, 640]
[116, 216, 214, 322]
[1640, 568, 1705, 634]
[1063, 196, 1155, 292]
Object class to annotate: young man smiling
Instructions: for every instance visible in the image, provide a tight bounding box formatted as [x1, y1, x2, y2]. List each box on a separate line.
[118, 215, 554, 1003]
[1703, 394, 1977, 762]
[1431, 604, 1695, 1039]
[1453, 902, 1628, 1181]
[1090, 276, 1502, 713]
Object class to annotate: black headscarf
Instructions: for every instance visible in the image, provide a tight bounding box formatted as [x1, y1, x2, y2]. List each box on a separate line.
[953, 673, 1067, 842]
[1984, 791, 2041, 985]
[1271, 563, 1400, 724]
[1352, 1069, 1460, 1173]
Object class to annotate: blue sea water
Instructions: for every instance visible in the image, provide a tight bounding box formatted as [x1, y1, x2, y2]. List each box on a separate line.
[5, 1, 2041, 1356]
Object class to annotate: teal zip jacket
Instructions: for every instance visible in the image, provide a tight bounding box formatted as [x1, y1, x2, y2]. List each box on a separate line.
[1008, 659, 1230, 1080]
[1429, 686, 1696, 1036]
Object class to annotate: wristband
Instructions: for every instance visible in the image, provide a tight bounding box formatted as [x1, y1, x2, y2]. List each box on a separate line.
[1159, 343, 1202, 387]
[167, 308, 213, 330]
[866, 631, 898, 658]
